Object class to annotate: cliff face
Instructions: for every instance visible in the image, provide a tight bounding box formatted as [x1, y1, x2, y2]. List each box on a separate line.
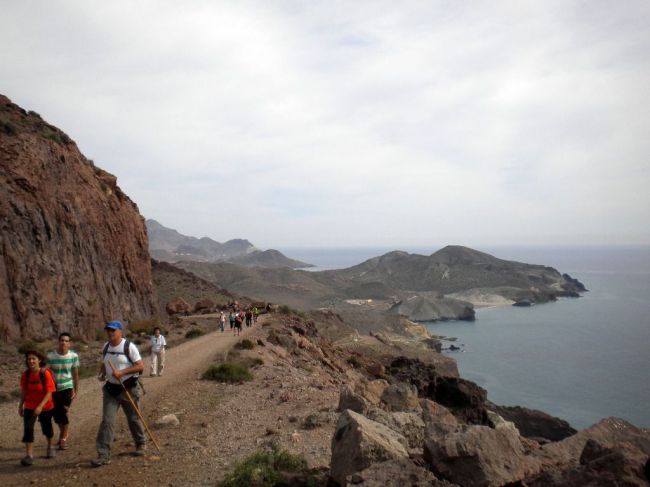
[0, 95, 157, 341]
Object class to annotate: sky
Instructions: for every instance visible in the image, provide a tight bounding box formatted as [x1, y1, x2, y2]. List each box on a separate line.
[2, 1, 649, 249]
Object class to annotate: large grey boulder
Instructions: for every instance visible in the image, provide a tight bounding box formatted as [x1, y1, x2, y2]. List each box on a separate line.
[331, 410, 409, 485]
[424, 424, 542, 487]
[346, 458, 453, 486]
[367, 408, 426, 451]
[380, 382, 421, 413]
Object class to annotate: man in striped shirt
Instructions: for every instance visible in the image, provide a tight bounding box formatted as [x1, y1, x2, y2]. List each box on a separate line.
[47, 333, 80, 450]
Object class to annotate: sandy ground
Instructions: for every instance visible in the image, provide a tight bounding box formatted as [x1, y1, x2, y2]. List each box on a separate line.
[0, 314, 342, 487]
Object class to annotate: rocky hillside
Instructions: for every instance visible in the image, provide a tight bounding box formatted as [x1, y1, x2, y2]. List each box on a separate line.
[175, 246, 586, 322]
[147, 219, 312, 268]
[0, 95, 157, 342]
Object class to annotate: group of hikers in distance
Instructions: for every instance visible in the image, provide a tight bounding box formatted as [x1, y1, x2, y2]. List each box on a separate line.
[18, 322, 167, 467]
[219, 305, 259, 336]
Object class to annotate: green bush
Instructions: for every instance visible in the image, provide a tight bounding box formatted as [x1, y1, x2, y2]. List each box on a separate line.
[235, 339, 255, 350]
[202, 363, 252, 383]
[185, 328, 204, 339]
[0, 119, 18, 135]
[347, 356, 362, 369]
[219, 444, 308, 487]
[278, 305, 293, 315]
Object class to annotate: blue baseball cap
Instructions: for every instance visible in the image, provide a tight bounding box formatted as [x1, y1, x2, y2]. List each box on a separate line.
[105, 320, 124, 331]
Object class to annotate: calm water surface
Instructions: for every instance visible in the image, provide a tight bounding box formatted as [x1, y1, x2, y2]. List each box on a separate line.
[282, 245, 650, 429]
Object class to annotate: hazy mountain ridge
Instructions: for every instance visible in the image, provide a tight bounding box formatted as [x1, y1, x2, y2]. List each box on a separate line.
[146, 219, 312, 268]
[175, 245, 586, 322]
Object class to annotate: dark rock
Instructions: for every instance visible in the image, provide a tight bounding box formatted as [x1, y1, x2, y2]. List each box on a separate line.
[346, 458, 451, 486]
[489, 404, 577, 441]
[512, 300, 532, 307]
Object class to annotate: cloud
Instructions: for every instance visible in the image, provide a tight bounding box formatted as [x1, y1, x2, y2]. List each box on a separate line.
[1, 0, 649, 247]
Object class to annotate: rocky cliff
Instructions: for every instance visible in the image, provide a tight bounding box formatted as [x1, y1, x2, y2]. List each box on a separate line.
[0, 95, 157, 341]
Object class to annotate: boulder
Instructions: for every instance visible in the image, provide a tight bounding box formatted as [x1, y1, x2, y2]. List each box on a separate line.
[424, 424, 542, 487]
[367, 408, 425, 450]
[486, 410, 519, 435]
[525, 439, 650, 486]
[338, 385, 371, 415]
[193, 298, 214, 313]
[420, 399, 459, 441]
[330, 410, 409, 485]
[346, 458, 451, 486]
[154, 414, 180, 429]
[427, 376, 489, 425]
[166, 298, 191, 315]
[488, 404, 576, 441]
[381, 383, 421, 413]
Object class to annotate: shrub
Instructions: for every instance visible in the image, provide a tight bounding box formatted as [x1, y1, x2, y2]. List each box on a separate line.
[0, 119, 18, 135]
[218, 444, 308, 487]
[185, 328, 204, 339]
[202, 363, 252, 383]
[235, 339, 255, 350]
[347, 356, 362, 369]
[278, 305, 293, 315]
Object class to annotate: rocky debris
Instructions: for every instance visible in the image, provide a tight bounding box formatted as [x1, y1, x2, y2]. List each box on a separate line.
[486, 410, 519, 435]
[154, 414, 180, 429]
[193, 298, 215, 314]
[0, 95, 157, 341]
[424, 424, 542, 487]
[338, 385, 371, 415]
[330, 409, 409, 485]
[346, 458, 451, 486]
[488, 404, 577, 441]
[165, 298, 191, 315]
[525, 439, 650, 486]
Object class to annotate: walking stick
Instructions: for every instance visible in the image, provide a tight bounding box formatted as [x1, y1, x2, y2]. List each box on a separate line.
[108, 360, 161, 453]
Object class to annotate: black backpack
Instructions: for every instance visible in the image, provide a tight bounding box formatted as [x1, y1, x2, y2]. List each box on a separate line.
[102, 339, 134, 365]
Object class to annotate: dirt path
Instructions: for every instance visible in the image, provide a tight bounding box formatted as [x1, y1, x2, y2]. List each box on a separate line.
[0, 320, 257, 487]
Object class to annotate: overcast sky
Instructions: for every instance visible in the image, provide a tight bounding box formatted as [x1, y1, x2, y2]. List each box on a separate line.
[2, 1, 649, 249]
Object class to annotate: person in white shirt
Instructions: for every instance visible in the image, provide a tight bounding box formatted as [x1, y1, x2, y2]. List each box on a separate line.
[91, 320, 145, 467]
[150, 327, 166, 377]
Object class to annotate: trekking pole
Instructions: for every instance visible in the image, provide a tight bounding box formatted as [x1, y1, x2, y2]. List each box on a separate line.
[108, 360, 161, 453]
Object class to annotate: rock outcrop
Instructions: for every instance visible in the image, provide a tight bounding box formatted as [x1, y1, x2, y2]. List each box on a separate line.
[0, 95, 157, 341]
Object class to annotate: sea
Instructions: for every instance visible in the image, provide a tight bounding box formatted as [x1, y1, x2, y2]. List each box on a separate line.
[279, 245, 650, 430]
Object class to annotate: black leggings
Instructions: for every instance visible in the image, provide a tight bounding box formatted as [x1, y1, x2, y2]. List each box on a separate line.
[22, 409, 54, 443]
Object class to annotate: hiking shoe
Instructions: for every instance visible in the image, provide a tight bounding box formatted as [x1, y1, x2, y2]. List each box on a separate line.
[46, 447, 56, 459]
[132, 444, 146, 457]
[58, 438, 69, 450]
[20, 456, 34, 466]
[91, 456, 111, 467]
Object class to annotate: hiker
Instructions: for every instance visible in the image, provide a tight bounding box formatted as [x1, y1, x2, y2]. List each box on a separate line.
[92, 320, 146, 467]
[18, 350, 56, 466]
[229, 311, 236, 330]
[245, 309, 253, 327]
[149, 327, 166, 377]
[252, 306, 258, 323]
[219, 311, 226, 332]
[234, 311, 243, 336]
[47, 333, 80, 451]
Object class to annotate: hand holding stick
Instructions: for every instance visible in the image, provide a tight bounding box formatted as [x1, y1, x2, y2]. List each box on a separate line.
[108, 360, 161, 453]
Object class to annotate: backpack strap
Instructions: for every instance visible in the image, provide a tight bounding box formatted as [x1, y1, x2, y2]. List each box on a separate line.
[102, 339, 134, 365]
[39, 367, 50, 390]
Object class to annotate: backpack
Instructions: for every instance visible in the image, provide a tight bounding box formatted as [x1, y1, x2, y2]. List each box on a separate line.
[102, 339, 133, 365]
[39, 367, 52, 389]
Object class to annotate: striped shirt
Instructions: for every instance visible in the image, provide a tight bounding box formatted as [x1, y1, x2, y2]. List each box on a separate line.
[46, 350, 80, 391]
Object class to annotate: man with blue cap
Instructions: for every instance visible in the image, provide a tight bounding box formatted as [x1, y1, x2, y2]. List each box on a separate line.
[91, 320, 146, 467]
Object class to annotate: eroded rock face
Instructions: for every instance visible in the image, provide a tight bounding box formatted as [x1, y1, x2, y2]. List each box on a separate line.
[330, 409, 409, 485]
[165, 298, 191, 315]
[424, 424, 542, 487]
[489, 404, 576, 441]
[0, 95, 157, 341]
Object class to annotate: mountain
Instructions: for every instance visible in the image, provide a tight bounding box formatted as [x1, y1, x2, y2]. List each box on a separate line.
[0, 95, 157, 341]
[175, 245, 586, 322]
[146, 219, 312, 268]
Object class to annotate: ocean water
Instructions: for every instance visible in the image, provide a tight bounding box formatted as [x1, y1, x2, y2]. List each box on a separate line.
[281, 245, 650, 430]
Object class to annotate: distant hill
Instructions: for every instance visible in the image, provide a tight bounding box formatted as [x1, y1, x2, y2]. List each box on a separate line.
[175, 245, 587, 322]
[146, 219, 311, 268]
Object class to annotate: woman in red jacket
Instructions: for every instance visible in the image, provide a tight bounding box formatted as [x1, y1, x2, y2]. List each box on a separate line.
[18, 350, 56, 466]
